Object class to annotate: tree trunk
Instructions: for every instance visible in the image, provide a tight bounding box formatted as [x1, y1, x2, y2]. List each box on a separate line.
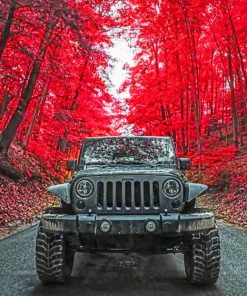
[0, 22, 53, 156]
[22, 79, 50, 149]
[57, 129, 68, 153]
[175, 47, 187, 154]
[0, 94, 15, 120]
[70, 57, 89, 110]
[227, 38, 239, 148]
[181, 0, 201, 154]
[226, 8, 247, 88]
[180, 96, 187, 154]
[0, 0, 16, 60]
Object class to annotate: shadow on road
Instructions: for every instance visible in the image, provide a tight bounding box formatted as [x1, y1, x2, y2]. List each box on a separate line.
[31, 253, 224, 296]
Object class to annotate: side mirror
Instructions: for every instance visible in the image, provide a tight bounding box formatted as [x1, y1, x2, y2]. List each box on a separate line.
[66, 159, 77, 172]
[179, 158, 191, 170]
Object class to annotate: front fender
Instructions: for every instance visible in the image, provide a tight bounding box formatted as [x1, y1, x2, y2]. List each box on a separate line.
[47, 183, 71, 204]
[186, 183, 208, 202]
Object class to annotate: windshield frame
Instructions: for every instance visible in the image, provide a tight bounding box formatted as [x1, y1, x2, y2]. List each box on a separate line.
[79, 136, 178, 169]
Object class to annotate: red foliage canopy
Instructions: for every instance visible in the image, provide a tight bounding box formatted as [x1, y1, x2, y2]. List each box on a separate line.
[0, 0, 120, 177]
[119, 0, 247, 182]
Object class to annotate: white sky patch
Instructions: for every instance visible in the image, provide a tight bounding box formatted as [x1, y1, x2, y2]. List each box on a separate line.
[106, 37, 135, 135]
[108, 37, 135, 99]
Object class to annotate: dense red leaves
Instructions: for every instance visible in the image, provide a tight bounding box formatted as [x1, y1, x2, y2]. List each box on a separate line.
[0, 144, 57, 227]
[199, 151, 247, 227]
[0, 177, 55, 227]
[122, 0, 246, 153]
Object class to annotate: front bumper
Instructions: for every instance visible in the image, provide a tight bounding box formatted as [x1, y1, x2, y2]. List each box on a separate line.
[41, 212, 215, 236]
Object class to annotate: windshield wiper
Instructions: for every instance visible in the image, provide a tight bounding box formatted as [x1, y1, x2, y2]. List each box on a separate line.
[86, 162, 113, 166]
[136, 161, 155, 168]
[114, 161, 155, 168]
[85, 161, 156, 168]
[156, 161, 175, 167]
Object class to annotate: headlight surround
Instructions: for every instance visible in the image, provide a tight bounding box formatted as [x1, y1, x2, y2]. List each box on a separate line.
[162, 179, 181, 197]
[74, 179, 94, 198]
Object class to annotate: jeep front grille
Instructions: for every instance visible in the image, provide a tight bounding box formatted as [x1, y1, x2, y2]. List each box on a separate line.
[97, 180, 160, 213]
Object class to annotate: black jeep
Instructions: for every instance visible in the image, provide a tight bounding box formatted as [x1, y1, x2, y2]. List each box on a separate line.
[36, 136, 220, 285]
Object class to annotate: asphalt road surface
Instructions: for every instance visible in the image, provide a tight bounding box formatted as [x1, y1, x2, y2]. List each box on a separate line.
[0, 222, 246, 296]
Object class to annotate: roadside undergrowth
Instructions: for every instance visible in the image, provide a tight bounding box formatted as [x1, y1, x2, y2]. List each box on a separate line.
[191, 151, 247, 228]
[0, 144, 58, 233]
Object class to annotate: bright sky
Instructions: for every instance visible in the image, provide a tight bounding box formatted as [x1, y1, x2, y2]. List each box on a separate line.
[107, 37, 135, 135]
[108, 37, 135, 99]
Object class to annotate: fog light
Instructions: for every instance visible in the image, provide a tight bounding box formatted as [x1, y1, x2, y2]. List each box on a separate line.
[99, 220, 111, 233]
[145, 220, 157, 233]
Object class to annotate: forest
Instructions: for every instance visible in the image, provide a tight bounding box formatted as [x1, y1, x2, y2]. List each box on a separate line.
[0, 0, 246, 230]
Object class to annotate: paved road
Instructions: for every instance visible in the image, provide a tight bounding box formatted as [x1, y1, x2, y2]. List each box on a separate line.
[0, 222, 246, 296]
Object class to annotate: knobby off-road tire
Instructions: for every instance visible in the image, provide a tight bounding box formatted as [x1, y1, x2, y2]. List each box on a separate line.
[184, 226, 220, 285]
[36, 223, 74, 284]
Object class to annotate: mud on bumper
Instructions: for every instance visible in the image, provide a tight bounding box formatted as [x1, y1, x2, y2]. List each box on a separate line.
[41, 212, 215, 236]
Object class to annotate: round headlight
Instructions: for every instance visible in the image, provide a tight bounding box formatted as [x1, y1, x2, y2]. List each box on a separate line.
[75, 179, 94, 198]
[163, 179, 181, 197]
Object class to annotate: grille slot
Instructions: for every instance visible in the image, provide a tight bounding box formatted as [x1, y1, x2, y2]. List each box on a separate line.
[144, 181, 150, 208]
[134, 181, 141, 208]
[125, 181, 131, 208]
[116, 181, 122, 208]
[153, 181, 160, 208]
[97, 180, 160, 212]
[107, 182, 113, 208]
[97, 182, 104, 208]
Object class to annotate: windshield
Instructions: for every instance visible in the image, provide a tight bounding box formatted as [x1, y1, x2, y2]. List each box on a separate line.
[82, 137, 177, 166]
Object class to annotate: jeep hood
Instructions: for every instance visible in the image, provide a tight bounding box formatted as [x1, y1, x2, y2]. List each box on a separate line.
[75, 166, 185, 179]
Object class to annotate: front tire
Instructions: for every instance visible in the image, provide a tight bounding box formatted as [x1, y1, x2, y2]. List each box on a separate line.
[184, 226, 220, 285]
[36, 223, 74, 284]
